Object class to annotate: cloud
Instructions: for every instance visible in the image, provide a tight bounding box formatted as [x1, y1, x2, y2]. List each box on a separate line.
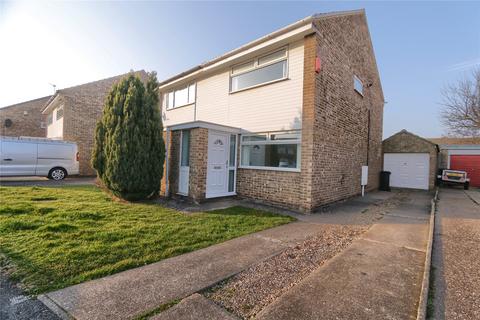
[447, 58, 480, 71]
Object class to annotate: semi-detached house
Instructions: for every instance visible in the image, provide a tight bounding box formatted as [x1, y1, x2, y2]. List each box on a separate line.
[159, 9, 384, 213]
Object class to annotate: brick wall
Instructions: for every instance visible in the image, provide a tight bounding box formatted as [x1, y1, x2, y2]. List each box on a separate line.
[0, 96, 50, 137]
[57, 71, 148, 175]
[188, 128, 208, 201]
[308, 13, 384, 209]
[236, 169, 304, 210]
[160, 128, 208, 203]
[383, 130, 438, 190]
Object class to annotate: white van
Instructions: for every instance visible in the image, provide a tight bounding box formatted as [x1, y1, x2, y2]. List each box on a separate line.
[0, 136, 79, 180]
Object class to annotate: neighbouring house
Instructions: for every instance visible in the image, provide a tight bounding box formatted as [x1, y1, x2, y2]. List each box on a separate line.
[0, 96, 52, 137]
[429, 137, 480, 187]
[159, 9, 384, 213]
[382, 130, 439, 190]
[41, 71, 147, 175]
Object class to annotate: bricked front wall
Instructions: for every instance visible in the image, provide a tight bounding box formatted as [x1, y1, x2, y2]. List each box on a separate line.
[0, 96, 51, 137]
[383, 130, 438, 190]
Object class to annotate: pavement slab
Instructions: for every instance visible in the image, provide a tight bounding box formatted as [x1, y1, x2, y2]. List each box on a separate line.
[257, 238, 425, 320]
[256, 191, 431, 320]
[432, 188, 480, 320]
[150, 294, 238, 320]
[365, 215, 429, 251]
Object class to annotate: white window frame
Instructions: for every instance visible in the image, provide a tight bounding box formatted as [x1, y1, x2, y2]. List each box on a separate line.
[55, 105, 64, 121]
[229, 46, 289, 93]
[239, 130, 301, 172]
[164, 83, 197, 110]
[354, 75, 364, 96]
[227, 134, 238, 194]
[47, 113, 53, 125]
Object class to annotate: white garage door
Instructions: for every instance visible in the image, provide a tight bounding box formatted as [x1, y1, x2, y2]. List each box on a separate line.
[383, 153, 430, 190]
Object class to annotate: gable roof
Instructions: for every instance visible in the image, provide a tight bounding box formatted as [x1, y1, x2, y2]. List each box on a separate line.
[1, 95, 52, 110]
[158, 9, 366, 89]
[384, 129, 439, 150]
[42, 70, 147, 114]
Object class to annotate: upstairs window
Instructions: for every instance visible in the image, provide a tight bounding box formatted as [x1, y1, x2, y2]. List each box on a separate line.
[230, 47, 288, 93]
[55, 106, 64, 120]
[164, 83, 196, 109]
[354, 75, 363, 96]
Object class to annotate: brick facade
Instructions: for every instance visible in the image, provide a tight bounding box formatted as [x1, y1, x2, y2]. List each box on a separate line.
[308, 13, 384, 209]
[44, 71, 147, 176]
[0, 96, 51, 137]
[160, 11, 384, 213]
[188, 128, 208, 201]
[161, 128, 208, 203]
[383, 130, 438, 190]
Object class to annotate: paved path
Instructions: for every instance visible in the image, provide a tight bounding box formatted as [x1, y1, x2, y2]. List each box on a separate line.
[0, 274, 59, 320]
[151, 294, 239, 320]
[432, 188, 480, 320]
[256, 191, 432, 320]
[38, 191, 393, 320]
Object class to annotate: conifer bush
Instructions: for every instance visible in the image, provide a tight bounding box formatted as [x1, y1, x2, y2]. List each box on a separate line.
[92, 72, 164, 200]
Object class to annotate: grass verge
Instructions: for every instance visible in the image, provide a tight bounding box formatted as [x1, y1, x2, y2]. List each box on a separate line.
[0, 185, 293, 294]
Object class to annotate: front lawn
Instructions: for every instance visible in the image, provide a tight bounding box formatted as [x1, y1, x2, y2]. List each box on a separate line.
[0, 185, 293, 294]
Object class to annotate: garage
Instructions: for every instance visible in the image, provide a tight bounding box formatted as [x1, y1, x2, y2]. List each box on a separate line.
[450, 155, 480, 187]
[429, 139, 480, 188]
[384, 153, 430, 190]
[382, 130, 438, 190]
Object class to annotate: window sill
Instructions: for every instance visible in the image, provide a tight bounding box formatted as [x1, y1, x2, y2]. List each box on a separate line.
[166, 102, 195, 111]
[238, 165, 300, 173]
[229, 77, 289, 95]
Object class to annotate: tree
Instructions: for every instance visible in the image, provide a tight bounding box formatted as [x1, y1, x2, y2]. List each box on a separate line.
[440, 68, 480, 137]
[92, 72, 165, 200]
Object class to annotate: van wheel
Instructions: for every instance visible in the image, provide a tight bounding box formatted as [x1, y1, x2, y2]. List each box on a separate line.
[49, 168, 67, 181]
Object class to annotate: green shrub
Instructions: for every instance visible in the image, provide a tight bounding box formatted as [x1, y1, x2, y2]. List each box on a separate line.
[92, 72, 165, 201]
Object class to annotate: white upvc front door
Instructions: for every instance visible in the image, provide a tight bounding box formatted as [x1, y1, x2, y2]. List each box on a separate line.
[206, 131, 236, 198]
[178, 130, 190, 195]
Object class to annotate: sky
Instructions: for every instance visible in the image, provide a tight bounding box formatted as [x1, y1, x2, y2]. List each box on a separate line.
[0, 1, 479, 138]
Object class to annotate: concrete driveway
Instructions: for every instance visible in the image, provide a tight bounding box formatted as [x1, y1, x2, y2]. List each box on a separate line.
[431, 187, 480, 320]
[256, 190, 432, 320]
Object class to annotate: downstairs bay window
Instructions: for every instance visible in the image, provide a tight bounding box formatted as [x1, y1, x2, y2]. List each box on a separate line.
[240, 131, 301, 171]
